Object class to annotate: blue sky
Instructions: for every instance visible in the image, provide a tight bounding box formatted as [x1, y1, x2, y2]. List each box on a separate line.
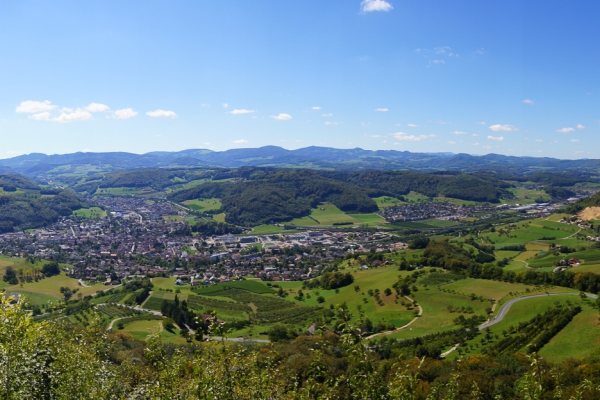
[1, 0, 599, 158]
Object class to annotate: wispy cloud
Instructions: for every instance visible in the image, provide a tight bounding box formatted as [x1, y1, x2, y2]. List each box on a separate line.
[452, 131, 467, 135]
[232, 139, 248, 144]
[472, 134, 479, 137]
[390, 132, 434, 142]
[322, 113, 333, 117]
[487, 135, 504, 141]
[556, 127, 575, 134]
[147, 109, 178, 118]
[523, 99, 534, 105]
[54, 109, 93, 123]
[222, 103, 229, 109]
[472, 48, 486, 56]
[475, 121, 486, 125]
[311, 106, 321, 110]
[114, 108, 138, 120]
[375, 108, 389, 112]
[84, 103, 109, 112]
[407, 124, 418, 128]
[571, 139, 580, 143]
[489, 124, 517, 132]
[29, 112, 51, 121]
[16, 100, 57, 113]
[577, 124, 585, 130]
[361, 0, 393, 12]
[271, 113, 292, 121]
[230, 109, 255, 115]
[324, 121, 340, 126]
[447, 141, 456, 145]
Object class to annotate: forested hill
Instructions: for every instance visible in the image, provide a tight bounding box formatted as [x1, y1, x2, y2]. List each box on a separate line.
[168, 168, 512, 225]
[0, 174, 39, 191]
[169, 169, 379, 226]
[0, 191, 86, 233]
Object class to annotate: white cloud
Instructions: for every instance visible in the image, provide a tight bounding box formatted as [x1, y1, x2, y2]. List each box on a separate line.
[84, 103, 109, 112]
[407, 124, 418, 128]
[489, 124, 517, 132]
[114, 108, 138, 120]
[523, 99, 534, 105]
[571, 139, 580, 143]
[53, 109, 92, 123]
[437, 120, 450, 125]
[472, 134, 479, 137]
[577, 124, 585, 130]
[222, 103, 229, 108]
[322, 113, 333, 117]
[324, 121, 340, 126]
[375, 108, 389, 112]
[365, 134, 382, 138]
[311, 106, 321, 110]
[29, 112, 51, 121]
[487, 135, 504, 141]
[452, 131, 467, 135]
[361, 0, 393, 12]
[147, 109, 178, 118]
[482, 145, 492, 149]
[447, 141, 456, 145]
[556, 127, 574, 134]
[271, 113, 292, 121]
[475, 121, 486, 125]
[16, 100, 57, 113]
[390, 132, 434, 142]
[233, 139, 248, 144]
[230, 109, 256, 115]
[473, 48, 486, 55]
[430, 60, 446, 65]
[535, 139, 543, 143]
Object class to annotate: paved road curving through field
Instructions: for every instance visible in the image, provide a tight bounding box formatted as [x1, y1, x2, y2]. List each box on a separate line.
[478, 291, 597, 330]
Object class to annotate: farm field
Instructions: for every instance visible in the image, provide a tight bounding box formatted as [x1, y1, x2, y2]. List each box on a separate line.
[433, 197, 479, 206]
[73, 207, 107, 218]
[121, 319, 163, 341]
[484, 219, 587, 245]
[502, 188, 551, 205]
[443, 278, 533, 302]
[347, 213, 387, 226]
[182, 198, 222, 212]
[539, 304, 600, 362]
[213, 213, 226, 223]
[6, 272, 102, 302]
[289, 203, 359, 226]
[95, 187, 145, 196]
[450, 294, 593, 362]
[373, 196, 403, 209]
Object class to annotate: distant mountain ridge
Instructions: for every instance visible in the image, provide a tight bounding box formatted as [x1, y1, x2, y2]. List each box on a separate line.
[1, 146, 599, 176]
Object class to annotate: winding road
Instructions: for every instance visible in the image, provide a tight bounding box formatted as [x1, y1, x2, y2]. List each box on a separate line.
[478, 291, 597, 330]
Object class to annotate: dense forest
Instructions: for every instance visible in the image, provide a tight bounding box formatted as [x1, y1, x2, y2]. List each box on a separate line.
[0, 174, 39, 190]
[0, 191, 86, 233]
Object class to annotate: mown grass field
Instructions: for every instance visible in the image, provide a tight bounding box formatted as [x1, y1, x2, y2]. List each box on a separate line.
[182, 198, 222, 212]
[72, 207, 107, 218]
[442, 278, 533, 302]
[290, 203, 359, 226]
[373, 196, 403, 209]
[213, 213, 226, 223]
[347, 213, 387, 226]
[539, 304, 600, 362]
[484, 219, 586, 245]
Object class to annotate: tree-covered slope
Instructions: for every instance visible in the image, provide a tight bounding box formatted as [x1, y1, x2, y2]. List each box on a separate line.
[0, 191, 86, 233]
[169, 169, 378, 225]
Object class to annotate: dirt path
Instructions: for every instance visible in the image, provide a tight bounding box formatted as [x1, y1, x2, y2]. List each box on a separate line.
[78, 279, 91, 288]
[557, 228, 582, 240]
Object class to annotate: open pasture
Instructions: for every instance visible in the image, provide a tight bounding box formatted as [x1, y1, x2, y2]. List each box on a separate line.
[373, 196, 403, 209]
[73, 207, 107, 218]
[484, 219, 583, 245]
[182, 198, 222, 212]
[290, 203, 359, 226]
[442, 278, 533, 301]
[347, 213, 387, 225]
